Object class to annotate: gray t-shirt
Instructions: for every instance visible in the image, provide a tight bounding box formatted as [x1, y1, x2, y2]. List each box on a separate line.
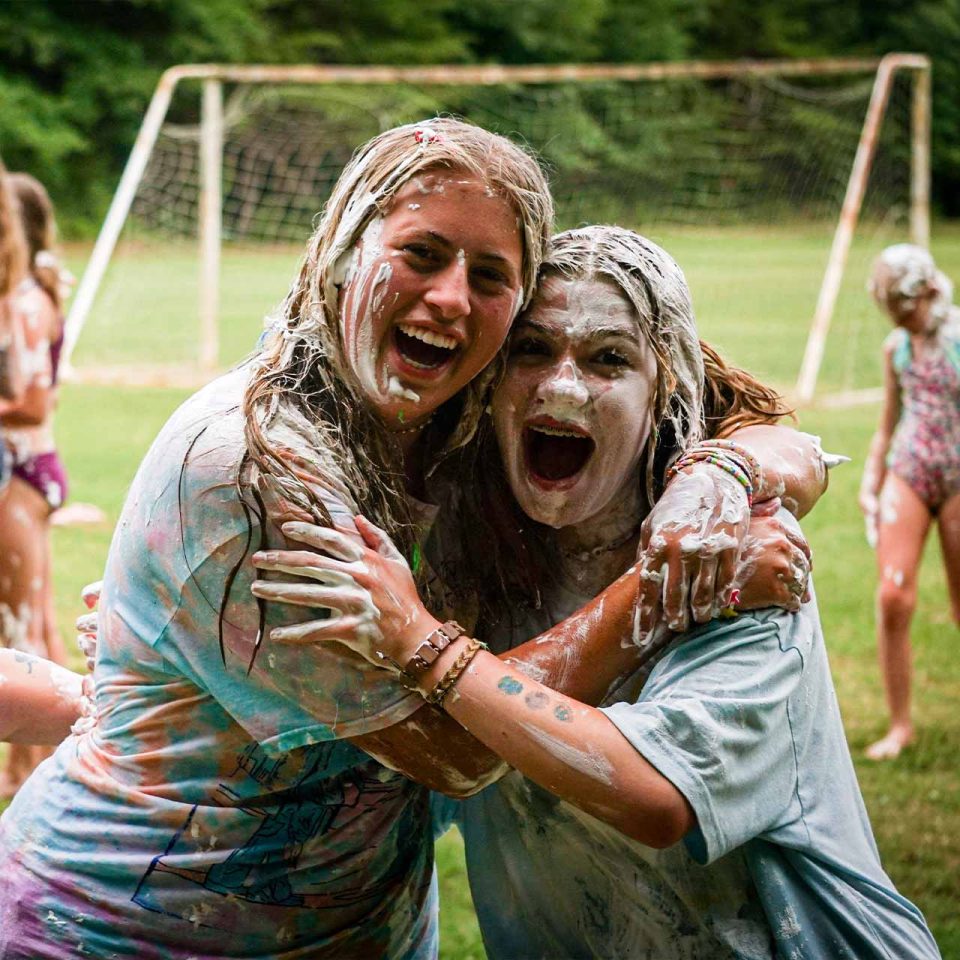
[457, 550, 940, 959]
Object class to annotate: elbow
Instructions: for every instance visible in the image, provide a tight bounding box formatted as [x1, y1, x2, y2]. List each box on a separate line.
[612, 793, 695, 849]
[640, 813, 691, 850]
[433, 758, 510, 799]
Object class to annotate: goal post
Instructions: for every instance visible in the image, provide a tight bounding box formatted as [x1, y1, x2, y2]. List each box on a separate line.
[795, 53, 931, 405]
[62, 56, 931, 399]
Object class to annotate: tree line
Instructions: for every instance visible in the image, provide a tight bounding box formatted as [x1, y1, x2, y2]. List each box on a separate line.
[1, 0, 957, 234]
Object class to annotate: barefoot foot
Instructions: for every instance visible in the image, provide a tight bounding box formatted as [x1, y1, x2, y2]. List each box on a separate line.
[866, 727, 914, 761]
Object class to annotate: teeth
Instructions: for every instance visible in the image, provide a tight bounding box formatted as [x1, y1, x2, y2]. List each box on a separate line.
[397, 323, 457, 351]
[530, 425, 588, 439]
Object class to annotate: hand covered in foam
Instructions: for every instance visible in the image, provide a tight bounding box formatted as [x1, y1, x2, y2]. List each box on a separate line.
[73, 579, 103, 734]
[251, 517, 438, 670]
[75, 580, 101, 673]
[635, 466, 750, 640]
[731, 500, 812, 612]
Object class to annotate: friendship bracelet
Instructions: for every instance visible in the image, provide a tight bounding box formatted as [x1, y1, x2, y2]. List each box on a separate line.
[667, 451, 754, 507]
[696, 439, 761, 489]
[681, 444, 757, 486]
[425, 637, 487, 707]
[673, 438, 761, 487]
[668, 446, 755, 490]
[669, 449, 751, 482]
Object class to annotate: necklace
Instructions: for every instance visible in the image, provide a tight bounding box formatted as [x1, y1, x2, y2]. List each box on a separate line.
[560, 520, 644, 562]
[394, 414, 435, 436]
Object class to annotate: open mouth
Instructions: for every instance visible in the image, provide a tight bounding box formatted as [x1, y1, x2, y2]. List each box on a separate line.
[524, 422, 595, 484]
[394, 323, 459, 371]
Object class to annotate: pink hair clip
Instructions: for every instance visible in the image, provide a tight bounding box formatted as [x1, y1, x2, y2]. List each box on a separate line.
[414, 128, 443, 145]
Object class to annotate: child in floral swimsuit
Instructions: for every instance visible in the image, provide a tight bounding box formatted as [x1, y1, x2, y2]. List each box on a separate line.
[859, 244, 960, 760]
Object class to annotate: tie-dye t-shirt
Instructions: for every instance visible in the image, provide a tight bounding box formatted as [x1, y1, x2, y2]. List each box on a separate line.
[0, 369, 437, 960]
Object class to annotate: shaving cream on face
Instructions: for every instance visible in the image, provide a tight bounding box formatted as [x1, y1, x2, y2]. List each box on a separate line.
[492, 276, 656, 532]
[387, 376, 420, 402]
[334, 173, 525, 428]
[874, 244, 936, 301]
[338, 216, 389, 401]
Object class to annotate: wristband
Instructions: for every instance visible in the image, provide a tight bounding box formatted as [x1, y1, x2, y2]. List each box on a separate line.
[425, 637, 487, 707]
[383, 620, 467, 689]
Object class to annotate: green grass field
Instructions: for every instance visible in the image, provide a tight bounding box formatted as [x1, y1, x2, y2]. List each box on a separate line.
[4, 227, 960, 957]
[71, 221, 960, 396]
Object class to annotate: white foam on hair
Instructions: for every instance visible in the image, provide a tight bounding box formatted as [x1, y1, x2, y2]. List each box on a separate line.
[870, 243, 936, 299]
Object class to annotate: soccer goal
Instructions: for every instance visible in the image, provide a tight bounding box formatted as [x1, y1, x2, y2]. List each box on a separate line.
[63, 55, 931, 403]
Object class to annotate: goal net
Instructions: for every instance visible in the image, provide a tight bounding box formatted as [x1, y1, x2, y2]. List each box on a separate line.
[64, 58, 930, 402]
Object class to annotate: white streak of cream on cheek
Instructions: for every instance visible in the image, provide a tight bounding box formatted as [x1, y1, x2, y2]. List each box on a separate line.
[340, 235, 415, 405]
[517, 720, 614, 785]
[369, 262, 393, 315]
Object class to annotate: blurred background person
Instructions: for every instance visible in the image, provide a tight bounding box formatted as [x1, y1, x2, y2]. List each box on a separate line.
[0, 172, 70, 797]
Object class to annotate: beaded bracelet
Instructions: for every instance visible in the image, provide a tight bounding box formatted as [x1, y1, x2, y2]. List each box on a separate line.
[688, 446, 757, 487]
[696, 439, 761, 489]
[425, 637, 487, 707]
[667, 450, 754, 507]
[667, 441, 759, 491]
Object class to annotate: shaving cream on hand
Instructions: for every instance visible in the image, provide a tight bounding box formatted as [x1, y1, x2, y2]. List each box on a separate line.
[251, 517, 436, 671]
[635, 467, 751, 641]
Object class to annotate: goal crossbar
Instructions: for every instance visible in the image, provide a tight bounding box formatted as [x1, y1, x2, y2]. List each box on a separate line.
[62, 54, 932, 401]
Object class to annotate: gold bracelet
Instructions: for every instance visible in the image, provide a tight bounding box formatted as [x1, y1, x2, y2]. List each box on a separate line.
[425, 637, 486, 707]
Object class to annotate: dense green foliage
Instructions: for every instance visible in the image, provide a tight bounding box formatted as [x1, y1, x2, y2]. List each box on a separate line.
[0, 0, 957, 230]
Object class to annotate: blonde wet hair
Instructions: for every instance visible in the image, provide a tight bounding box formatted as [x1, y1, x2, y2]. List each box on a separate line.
[241, 117, 553, 562]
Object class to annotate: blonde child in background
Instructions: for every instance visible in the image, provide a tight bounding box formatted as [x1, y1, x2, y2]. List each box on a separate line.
[860, 244, 960, 760]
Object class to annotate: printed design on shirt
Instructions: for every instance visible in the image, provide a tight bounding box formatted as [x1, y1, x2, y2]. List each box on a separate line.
[131, 740, 417, 931]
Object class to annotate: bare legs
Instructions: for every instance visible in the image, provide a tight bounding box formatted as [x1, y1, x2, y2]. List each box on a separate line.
[0, 476, 56, 795]
[867, 475, 930, 760]
[866, 475, 960, 760]
[937, 493, 960, 628]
